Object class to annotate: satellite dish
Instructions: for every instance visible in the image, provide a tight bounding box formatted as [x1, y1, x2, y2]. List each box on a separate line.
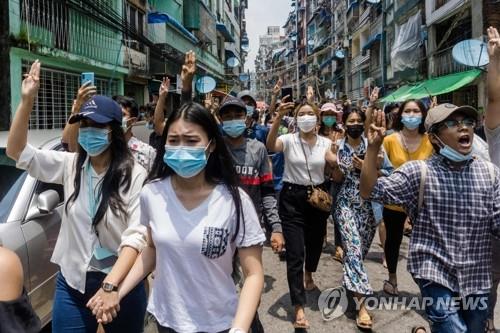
[308, 39, 315, 46]
[335, 49, 345, 59]
[366, 0, 381, 3]
[239, 73, 250, 82]
[226, 57, 240, 68]
[452, 39, 489, 67]
[291, 35, 297, 41]
[195, 76, 216, 94]
[241, 44, 250, 52]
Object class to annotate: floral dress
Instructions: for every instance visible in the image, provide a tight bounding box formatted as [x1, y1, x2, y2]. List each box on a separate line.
[334, 138, 377, 295]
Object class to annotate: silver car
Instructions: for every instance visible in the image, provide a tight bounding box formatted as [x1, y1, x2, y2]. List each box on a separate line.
[0, 130, 64, 327]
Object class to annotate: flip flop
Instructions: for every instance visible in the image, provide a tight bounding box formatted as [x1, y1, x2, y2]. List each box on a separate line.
[383, 280, 399, 296]
[293, 316, 310, 329]
[356, 313, 373, 331]
[411, 326, 427, 333]
[332, 247, 344, 263]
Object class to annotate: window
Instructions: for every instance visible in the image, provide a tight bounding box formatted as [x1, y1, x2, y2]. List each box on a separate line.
[22, 61, 119, 130]
[125, 2, 146, 52]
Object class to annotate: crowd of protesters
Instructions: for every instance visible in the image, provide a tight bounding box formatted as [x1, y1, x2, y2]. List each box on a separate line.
[1, 27, 500, 333]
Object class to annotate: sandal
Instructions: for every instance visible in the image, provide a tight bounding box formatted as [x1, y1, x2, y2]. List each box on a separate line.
[411, 326, 427, 333]
[332, 247, 344, 263]
[356, 312, 373, 331]
[383, 280, 399, 296]
[293, 316, 310, 329]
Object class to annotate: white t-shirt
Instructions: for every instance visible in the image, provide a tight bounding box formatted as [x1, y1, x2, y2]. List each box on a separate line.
[140, 177, 266, 332]
[279, 132, 332, 185]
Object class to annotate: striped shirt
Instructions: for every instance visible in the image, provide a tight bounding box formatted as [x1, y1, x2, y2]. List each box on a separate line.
[370, 154, 500, 297]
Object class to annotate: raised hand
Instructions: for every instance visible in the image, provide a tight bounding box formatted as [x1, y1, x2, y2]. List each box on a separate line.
[369, 87, 380, 104]
[72, 81, 97, 115]
[487, 27, 500, 62]
[21, 60, 41, 100]
[159, 76, 170, 98]
[273, 78, 283, 96]
[306, 85, 314, 103]
[277, 101, 295, 118]
[181, 50, 196, 85]
[430, 96, 438, 109]
[366, 109, 386, 148]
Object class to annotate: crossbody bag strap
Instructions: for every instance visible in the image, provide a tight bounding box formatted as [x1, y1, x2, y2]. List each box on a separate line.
[299, 135, 315, 186]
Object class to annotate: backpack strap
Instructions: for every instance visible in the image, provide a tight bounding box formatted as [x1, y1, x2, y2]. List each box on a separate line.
[418, 161, 428, 212]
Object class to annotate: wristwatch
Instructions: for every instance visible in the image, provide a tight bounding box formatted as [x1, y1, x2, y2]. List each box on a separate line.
[101, 282, 118, 292]
[228, 329, 246, 333]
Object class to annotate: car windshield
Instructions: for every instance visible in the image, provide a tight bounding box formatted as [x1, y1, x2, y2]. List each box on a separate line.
[0, 164, 27, 223]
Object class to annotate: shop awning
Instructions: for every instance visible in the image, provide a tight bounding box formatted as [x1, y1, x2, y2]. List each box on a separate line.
[148, 12, 199, 44]
[380, 69, 482, 102]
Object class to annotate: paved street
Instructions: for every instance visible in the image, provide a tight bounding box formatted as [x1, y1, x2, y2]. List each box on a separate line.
[142, 223, 500, 333]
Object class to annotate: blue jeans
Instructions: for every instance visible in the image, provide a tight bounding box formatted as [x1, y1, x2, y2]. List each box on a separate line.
[416, 279, 489, 333]
[52, 272, 147, 333]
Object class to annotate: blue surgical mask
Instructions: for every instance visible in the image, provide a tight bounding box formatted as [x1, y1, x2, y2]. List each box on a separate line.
[322, 116, 336, 127]
[163, 142, 211, 178]
[436, 136, 473, 162]
[146, 122, 154, 130]
[222, 119, 246, 138]
[401, 115, 422, 130]
[78, 127, 111, 157]
[246, 106, 255, 116]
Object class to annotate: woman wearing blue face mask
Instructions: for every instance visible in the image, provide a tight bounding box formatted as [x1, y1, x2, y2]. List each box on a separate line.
[108, 102, 265, 333]
[6, 61, 148, 332]
[381, 99, 433, 297]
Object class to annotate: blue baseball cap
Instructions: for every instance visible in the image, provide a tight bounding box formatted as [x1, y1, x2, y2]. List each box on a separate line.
[69, 95, 122, 124]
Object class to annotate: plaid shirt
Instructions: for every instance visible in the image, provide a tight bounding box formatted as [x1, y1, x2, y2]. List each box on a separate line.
[370, 154, 500, 297]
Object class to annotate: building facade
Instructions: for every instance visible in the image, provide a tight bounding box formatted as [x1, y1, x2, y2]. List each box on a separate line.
[0, 0, 249, 131]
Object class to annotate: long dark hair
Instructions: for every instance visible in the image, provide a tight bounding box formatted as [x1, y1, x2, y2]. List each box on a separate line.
[148, 102, 245, 242]
[393, 99, 427, 134]
[65, 121, 134, 229]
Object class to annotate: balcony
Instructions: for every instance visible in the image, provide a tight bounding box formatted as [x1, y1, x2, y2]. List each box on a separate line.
[359, 6, 371, 26]
[18, 3, 123, 66]
[431, 47, 468, 77]
[123, 45, 149, 77]
[351, 51, 370, 71]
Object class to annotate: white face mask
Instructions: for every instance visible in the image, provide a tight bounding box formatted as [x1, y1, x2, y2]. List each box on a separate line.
[297, 115, 317, 133]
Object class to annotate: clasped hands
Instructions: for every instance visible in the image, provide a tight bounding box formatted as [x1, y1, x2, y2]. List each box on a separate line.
[86, 288, 121, 325]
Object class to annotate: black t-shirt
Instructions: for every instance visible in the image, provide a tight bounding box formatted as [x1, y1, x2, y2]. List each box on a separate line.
[0, 289, 41, 333]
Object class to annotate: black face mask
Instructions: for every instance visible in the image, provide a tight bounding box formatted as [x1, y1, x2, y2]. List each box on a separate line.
[346, 124, 364, 139]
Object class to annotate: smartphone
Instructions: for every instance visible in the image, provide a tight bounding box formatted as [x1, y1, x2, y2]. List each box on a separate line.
[81, 72, 95, 86]
[281, 87, 293, 102]
[356, 153, 365, 160]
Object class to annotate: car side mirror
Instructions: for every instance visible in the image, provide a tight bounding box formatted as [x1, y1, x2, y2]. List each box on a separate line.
[26, 190, 60, 220]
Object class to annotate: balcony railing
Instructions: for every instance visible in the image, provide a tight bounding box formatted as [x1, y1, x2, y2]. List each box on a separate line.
[351, 51, 370, 70]
[19, 1, 123, 66]
[432, 47, 469, 77]
[359, 7, 370, 25]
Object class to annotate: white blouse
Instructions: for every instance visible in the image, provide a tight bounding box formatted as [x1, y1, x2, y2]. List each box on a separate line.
[16, 144, 148, 293]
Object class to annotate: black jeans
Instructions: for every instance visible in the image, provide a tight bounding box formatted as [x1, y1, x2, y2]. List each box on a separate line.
[279, 182, 329, 306]
[382, 207, 407, 274]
